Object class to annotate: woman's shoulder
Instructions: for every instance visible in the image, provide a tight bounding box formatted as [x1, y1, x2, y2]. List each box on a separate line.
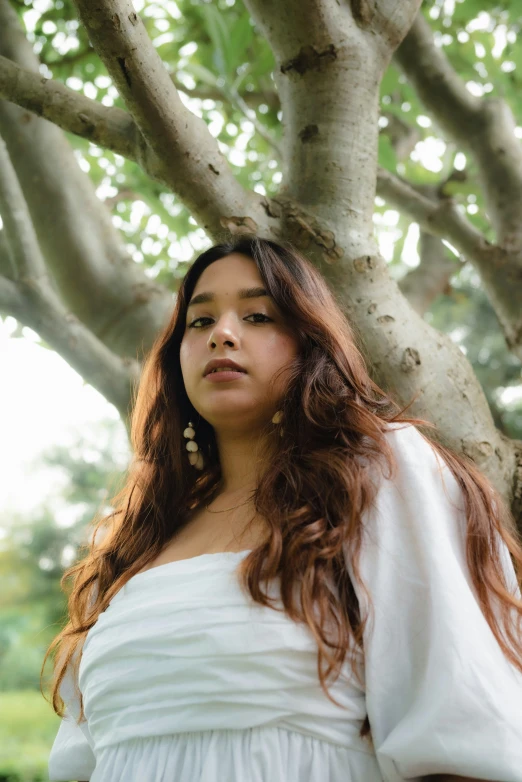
[380, 420, 448, 477]
[382, 419, 432, 448]
[373, 421, 468, 534]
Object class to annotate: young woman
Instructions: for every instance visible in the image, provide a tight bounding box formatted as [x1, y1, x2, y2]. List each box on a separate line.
[45, 237, 522, 782]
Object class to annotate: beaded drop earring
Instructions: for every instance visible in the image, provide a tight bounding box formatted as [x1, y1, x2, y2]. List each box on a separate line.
[184, 411, 283, 471]
[183, 421, 205, 470]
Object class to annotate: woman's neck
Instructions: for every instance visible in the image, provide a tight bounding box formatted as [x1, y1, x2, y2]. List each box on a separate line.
[214, 427, 274, 495]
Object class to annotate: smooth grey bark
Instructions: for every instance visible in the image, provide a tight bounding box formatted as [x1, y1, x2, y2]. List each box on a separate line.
[0, 0, 172, 360]
[72, 0, 277, 240]
[0, 228, 16, 279]
[0, 53, 139, 160]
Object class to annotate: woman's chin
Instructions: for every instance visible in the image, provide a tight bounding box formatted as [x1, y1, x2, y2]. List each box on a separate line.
[202, 405, 268, 431]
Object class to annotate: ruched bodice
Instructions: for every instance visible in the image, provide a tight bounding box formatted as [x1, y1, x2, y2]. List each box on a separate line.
[78, 550, 379, 781]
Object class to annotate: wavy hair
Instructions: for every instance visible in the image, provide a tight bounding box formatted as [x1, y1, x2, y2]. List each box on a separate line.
[42, 236, 522, 747]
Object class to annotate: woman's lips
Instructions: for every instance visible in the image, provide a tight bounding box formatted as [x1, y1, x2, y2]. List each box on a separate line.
[204, 370, 247, 383]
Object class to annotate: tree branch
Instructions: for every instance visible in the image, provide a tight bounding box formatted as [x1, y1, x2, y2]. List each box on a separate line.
[0, 228, 16, 280]
[0, 51, 178, 192]
[225, 85, 282, 158]
[0, 54, 139, 160]
[377, 169, 522, 359]
[72, 0, 274, 238]
[0, 0, 173, 360]
[396, 12, 522, 252]
[376, 167, 494, 263]
[0, 133, 139, 418]
[0, 135, 48, 283]
[377, 166, 522, 358]
[0, 272, 23, 310]
[395, 13, 522, 355]
[0, 0, 277, 240]
[0, 53, 283, 190]
[398, 231, 462, 315]
[171, 76, 280, 111]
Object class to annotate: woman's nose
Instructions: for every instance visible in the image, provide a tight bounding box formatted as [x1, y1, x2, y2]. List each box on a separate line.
[207, 315, 238, 346]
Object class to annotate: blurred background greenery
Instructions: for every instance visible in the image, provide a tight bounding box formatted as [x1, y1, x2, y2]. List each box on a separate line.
[0, 692, 62, 782]
[1, 0, 522, 779]
[0, 417, 129, 781]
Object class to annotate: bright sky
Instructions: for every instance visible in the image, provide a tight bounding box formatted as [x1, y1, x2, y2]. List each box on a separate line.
[0, 317, 127, 533]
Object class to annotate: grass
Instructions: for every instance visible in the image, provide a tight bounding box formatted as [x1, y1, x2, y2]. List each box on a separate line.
[0, 690, 63, 782]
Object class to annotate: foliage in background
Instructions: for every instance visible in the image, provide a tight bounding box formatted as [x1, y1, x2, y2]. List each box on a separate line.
[0, 417, 129, 691]
[0, 690, 61, 782]
[0, 415, 128, 780]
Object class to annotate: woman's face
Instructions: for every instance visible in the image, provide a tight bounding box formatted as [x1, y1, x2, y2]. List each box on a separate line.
[180, 253, 300, 431]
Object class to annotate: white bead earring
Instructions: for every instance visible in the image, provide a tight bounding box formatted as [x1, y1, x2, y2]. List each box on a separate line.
[272, 410, 283, 436]
[183, 420, 205, 470]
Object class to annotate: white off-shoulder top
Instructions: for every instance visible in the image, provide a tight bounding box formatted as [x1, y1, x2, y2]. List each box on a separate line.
[48, 423, 522, 782]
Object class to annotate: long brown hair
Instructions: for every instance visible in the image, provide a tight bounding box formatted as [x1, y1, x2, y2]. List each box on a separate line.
[42, 236, 522, 746]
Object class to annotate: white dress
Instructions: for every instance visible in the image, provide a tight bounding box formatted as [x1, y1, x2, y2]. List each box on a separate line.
[48, 423, 522, 782]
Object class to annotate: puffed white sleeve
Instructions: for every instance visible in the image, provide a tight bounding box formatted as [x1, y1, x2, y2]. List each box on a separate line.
[345, 423, 522, 782]
[48, 650, 96, 781]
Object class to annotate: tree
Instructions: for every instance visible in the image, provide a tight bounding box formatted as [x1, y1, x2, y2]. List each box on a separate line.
[0, 0, 521, 526]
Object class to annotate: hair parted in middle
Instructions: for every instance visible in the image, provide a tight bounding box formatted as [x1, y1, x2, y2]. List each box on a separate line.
[43, 236, 522, 751]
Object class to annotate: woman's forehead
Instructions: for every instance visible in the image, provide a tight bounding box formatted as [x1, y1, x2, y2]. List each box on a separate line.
[190, 254, 266, 301]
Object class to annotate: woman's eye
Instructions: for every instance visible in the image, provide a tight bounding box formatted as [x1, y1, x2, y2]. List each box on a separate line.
[188, 313, 272, 328]
[246, 313, 272, 324]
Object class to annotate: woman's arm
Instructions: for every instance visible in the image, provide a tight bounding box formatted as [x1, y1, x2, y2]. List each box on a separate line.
[345, 425, 522, 781]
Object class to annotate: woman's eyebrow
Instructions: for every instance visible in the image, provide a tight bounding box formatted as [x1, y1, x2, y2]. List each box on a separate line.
[187, 286, 269, 308]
